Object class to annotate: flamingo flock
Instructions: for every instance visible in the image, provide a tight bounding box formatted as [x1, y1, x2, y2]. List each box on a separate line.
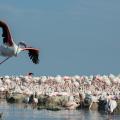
[0, 20, 39, 64]
[0, 74, 119, 112]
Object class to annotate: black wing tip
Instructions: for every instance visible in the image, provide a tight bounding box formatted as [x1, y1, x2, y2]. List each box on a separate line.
[0, 20, 13, 46]
[33, 57, 39, 64]
[28, 49, 39, 64]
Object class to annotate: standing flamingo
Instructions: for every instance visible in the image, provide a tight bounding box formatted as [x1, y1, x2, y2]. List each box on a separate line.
[0, 20, 39, 64]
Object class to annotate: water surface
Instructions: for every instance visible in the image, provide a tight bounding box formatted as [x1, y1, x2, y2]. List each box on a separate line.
[0, 101, 120, 120]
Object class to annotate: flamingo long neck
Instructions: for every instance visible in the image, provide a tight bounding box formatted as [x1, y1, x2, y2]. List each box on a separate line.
[14, 45, 21, 56]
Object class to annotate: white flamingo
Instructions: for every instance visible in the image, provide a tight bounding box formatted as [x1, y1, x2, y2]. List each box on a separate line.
[0, 20, 39, 64]
[105, 99, 117, 113]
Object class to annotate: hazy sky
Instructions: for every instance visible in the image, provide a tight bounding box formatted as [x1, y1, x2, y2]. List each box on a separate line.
[0, 0, 120, 76]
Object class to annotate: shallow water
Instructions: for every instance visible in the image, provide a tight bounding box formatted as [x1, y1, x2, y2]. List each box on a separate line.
[0, 101, 120, 120]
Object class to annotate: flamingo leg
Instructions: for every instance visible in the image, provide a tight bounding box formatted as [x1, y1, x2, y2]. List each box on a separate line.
[0, 57, 11, 65]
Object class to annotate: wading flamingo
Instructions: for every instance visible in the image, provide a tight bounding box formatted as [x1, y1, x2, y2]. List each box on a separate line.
[105, 99, 117, 113]
[0, 20, 39, 64]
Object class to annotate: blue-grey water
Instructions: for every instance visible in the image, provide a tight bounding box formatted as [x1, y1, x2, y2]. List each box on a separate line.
[0, 101, 120, 120]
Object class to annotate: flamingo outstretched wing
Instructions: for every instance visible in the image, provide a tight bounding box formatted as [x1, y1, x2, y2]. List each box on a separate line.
[0, 20, 14, 46]
[22, 47, 39, 64]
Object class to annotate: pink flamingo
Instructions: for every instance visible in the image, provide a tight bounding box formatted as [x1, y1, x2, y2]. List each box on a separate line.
[0, 20, 39, 64]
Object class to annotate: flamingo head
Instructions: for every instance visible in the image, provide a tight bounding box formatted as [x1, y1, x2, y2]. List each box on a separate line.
[18, 41, 27, 48]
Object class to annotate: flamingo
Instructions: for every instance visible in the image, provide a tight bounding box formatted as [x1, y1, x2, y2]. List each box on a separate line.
[0, 20, 39, 64]
[105, 99, 117, 113]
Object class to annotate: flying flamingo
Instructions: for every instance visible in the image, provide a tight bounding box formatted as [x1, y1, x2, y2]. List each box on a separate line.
[0, 20, 39, 64]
